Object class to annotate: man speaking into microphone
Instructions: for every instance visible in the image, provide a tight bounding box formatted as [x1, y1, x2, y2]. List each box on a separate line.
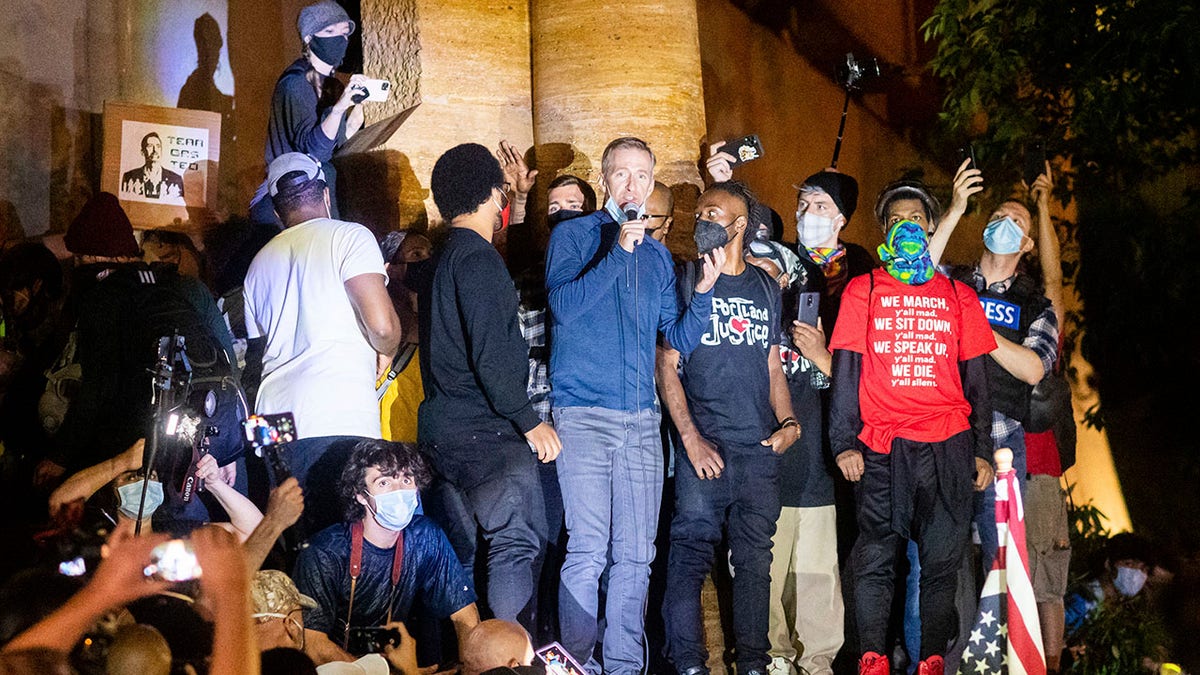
[545, 136, 722, 674]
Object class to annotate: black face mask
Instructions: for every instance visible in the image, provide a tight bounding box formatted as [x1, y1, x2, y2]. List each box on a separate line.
[547, 210, 583, 227]
[309, 35, 348, 68]
[694, 218, 730, 255]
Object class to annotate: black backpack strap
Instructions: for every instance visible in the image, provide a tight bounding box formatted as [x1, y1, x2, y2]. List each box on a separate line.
[377, 343, 418, 400]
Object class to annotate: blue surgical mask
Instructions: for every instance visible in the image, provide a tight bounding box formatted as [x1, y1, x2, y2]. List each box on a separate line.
[117, 479, 164, 520]
[604, 197, 644, 224]
[983, 216, 1025, 254]
[370, 488, 419, 532]
[1113, 565, 1148, 597]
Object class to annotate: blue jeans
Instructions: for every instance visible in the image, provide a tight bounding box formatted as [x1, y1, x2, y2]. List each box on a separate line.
[555, 406, 663, 675]
[973, 423, 1027, 570]
[422, 432, 545, 629]
[663, 442, 781, 674]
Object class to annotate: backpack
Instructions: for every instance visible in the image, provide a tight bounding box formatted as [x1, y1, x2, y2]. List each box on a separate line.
[1028, 365, 1076, 471]
[127, 265, 248, 469]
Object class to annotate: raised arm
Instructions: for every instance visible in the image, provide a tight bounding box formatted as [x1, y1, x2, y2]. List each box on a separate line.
[545, 222, 633, 323]
[48, 440, 144, 517]
[194, 454, 263, 542]
[929, 158, 984, 266]
[1029, 161, 1064, 328]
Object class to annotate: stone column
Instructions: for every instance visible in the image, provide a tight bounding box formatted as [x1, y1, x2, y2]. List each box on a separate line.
[358, 0, 534, 231]
[530, 0, 708, 252]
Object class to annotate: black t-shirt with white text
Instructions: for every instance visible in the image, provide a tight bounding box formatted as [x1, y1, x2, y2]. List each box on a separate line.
[680, 266, 781, 448]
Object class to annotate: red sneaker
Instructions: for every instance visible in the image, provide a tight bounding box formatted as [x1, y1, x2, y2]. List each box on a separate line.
[917, 655, 944, 675]
[858, 652, 890, 675]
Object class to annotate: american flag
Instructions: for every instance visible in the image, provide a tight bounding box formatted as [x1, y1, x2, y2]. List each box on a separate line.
[958, 463, 1046, 675]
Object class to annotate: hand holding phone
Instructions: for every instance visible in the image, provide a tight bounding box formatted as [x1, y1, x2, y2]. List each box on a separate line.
[797, 291, 820, 327]
[957, 143, 977, 172]
[346, 626, 403, 655]
[1023, 140, 1046, 186]
[361, 78, 392, 103]
[145, 539, 202, 582]
[726, 134, 764, 166]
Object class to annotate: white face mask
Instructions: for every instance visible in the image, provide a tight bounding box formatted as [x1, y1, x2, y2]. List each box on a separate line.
[369, 488, 419, 532]
[1113, 565, 1148, 597]
[796, 212, 838, 247]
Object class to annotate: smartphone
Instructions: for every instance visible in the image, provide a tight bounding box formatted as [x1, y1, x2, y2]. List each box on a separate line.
[362, 78, 392, 102]
[346, 626, 402, 655]
[244, 413, 297, 453]
[535, 641, 588, 675]
[725, 134, 764, 166]
[145, 539, 202, 582]
[957, 143, 977, 172]
[1024, 139, 1046, 186]
[797, 291, 820, 327]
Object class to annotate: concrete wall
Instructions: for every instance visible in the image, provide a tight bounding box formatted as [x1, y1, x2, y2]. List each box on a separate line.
[691, 0, 955, 260]
[3, 0, 300, 239]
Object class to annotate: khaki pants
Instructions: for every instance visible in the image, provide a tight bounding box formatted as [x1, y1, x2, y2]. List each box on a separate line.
[767, 505, 844, 675]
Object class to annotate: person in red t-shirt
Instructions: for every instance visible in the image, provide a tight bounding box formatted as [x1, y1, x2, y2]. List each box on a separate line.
[828, 180, 996, 675]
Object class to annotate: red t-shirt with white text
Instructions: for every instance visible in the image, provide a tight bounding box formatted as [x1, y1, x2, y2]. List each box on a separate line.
[830, 269, 996, 454]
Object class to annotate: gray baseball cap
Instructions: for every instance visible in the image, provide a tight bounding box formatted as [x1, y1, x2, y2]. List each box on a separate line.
[267, 153, 326, 197]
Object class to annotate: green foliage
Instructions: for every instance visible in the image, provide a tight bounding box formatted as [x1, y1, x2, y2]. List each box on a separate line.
[922, 0, 1200, 428]
[1068, 597, 1171, 675]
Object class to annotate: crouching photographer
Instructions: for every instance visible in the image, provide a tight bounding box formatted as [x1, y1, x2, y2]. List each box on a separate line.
[292, 439, 480, 668]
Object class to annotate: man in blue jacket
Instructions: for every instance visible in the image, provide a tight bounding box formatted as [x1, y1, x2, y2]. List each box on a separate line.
[545, 136, 722, 674]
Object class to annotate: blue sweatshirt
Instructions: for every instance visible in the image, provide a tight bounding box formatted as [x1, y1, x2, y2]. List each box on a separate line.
[546, 209, 713, 412]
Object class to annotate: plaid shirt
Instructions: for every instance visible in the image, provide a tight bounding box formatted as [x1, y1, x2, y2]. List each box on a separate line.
[966, 269, 1059, 446]
[519, 305, 553, 424]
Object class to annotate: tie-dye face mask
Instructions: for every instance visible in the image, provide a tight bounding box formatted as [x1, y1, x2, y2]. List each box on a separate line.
[877, 220, 935, 285]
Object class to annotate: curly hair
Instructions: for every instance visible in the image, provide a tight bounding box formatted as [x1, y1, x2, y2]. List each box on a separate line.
[338, 439, 432, 522]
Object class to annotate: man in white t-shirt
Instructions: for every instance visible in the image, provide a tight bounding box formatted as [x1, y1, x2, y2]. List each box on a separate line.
[244, 152, 400, 534]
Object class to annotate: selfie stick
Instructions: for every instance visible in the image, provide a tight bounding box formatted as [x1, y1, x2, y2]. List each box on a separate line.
[830, 89, 852, 169]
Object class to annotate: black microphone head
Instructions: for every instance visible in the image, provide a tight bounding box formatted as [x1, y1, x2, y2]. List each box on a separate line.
[624, 208, 639, 221]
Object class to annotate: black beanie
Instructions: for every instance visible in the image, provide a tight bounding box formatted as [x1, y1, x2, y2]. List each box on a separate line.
[64, 192, 140, 258]
[431, 143, 505, 223]
[799, 171, 859, 222]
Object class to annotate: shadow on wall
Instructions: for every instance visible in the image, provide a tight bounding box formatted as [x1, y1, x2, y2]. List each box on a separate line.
[333, 149, 429, 236]
[178, 12, 238, 217]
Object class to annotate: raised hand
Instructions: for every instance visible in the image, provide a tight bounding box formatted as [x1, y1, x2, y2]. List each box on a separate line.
[695, 246, 727, 293]
[497, 140, 538, 196]
[706, 142, 736, 183]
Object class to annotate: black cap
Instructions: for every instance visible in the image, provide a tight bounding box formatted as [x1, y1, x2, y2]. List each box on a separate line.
[799, 171, 859, 221]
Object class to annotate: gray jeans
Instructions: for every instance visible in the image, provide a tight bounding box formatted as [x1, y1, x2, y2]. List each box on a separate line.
[555, 406, 663, 675]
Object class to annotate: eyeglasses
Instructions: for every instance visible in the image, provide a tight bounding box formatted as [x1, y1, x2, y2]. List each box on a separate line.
[493, 187, 510, 210]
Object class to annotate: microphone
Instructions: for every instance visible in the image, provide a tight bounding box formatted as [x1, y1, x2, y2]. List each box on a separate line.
[623, 203, 641, 247]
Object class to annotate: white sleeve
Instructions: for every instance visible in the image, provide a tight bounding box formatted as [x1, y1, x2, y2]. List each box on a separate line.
[336, 223, 387, 283]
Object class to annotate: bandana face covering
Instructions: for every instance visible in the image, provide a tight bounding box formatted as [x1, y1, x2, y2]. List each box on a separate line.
[878, 220, 935, 285]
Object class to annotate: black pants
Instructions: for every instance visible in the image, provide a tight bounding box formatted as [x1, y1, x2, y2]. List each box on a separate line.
[850, 432, 974, 660]
[421, 431, 546, 631]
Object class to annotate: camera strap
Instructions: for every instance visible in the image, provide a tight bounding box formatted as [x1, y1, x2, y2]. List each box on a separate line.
[344, 520, 405, 649]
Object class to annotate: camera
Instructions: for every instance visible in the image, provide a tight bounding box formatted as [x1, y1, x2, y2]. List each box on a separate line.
[346, 626, 402, 655]
[836, 52, 882, 92]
